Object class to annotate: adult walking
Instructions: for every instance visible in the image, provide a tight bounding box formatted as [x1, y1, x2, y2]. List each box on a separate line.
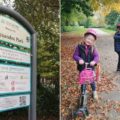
[114, 24, 120, 71]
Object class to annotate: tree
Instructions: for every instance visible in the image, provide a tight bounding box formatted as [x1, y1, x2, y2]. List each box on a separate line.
[14, 0, 59, 78]
[14, 0, 59, 118]
[61, 0, 93, 26]
[61, 0, 93, 16]
[61, 0, 120, 28]
[89, 0, 120, 18]
[114, 15, 120, 26]
[89, 0, 120, 11]
[105, 10, 120, 26]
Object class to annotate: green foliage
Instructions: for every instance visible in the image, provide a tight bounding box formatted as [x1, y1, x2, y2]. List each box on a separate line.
[14, 0, 59, 118]
[99, 28, 115, 33]
[61, 26, 87, 36]
[105, 25, 116, 30]
[62, 26, 84, 32]
[114, 15, 120, 26]
[105, 10, 120, 26]
[0, 108, 28, 120]
[84, 17, 93, 28]
[61, 0, 93, 16]
[61, 0, 93, 26]
[14, 0, 59, 78]
[37, 85, 59, 117]
[105, 10, 120, 30]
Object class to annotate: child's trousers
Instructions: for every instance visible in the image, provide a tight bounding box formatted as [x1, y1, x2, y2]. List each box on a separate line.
[81, 81, 96, 94]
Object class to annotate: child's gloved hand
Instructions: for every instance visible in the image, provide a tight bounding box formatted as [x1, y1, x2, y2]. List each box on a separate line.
[79, 59, 84, 65]
[90, 61, 96, 66]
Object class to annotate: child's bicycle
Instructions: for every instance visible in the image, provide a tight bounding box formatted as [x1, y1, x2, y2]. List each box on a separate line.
[73, 62, 98, 119]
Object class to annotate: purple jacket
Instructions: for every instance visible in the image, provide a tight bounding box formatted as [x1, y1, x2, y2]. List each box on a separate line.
[73, 44, 99, 63]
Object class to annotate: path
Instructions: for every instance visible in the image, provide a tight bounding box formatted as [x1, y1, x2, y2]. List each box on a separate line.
[91, 28, 110, 36]
[61, 28, 120, 120]
[96, 31, 120, 120]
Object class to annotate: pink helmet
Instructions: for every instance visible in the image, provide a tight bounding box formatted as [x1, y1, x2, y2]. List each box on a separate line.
[84, 29, 97, 40]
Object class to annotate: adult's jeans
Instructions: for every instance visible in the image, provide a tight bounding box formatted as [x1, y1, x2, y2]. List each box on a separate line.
[117, 52, 120, 70]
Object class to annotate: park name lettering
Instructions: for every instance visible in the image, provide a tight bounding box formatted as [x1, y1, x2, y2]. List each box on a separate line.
[0, 33, 23, 43]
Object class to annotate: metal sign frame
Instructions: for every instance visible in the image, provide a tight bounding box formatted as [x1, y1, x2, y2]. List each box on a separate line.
[0, 6, 37, 120]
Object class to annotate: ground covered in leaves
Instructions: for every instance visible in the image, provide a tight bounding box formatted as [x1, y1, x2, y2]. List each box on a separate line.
[61, 33, 120, 120]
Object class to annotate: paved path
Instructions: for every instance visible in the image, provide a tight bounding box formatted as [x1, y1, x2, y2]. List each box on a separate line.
[97, 36, 117, 73]
[96, 31, 120, 120]
[91, 28, 110, 36]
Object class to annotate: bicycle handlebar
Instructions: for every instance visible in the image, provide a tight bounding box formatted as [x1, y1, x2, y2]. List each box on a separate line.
[84, 62, 97, 69]
[84, 62, 91, 69]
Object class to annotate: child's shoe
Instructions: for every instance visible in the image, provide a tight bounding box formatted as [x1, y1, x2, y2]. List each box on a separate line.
[93, 91, 98, 101]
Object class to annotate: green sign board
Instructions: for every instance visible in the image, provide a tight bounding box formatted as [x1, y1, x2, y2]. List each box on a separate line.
[0, 6, 36, 120]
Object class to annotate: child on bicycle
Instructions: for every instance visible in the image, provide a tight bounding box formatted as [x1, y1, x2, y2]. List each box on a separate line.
[73, 29, 100, 100]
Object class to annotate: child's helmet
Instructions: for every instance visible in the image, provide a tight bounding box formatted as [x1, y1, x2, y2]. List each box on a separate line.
[84, 29, 97, 40]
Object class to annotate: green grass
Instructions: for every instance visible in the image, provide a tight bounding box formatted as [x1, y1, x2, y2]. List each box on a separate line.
[62, 26, 116, 36]
[99, 28, 115, 34]
[62, 26, 87, 36]
[70, 28, 87, 35]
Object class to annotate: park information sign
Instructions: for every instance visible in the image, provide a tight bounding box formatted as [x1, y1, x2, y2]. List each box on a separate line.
[0, 6, 36, 120]
[0, 14, 31, 111]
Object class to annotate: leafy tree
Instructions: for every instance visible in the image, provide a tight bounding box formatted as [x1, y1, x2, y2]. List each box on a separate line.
[14, 0, 59, 118]
[61, 0, 93, 16]
[89, 0, 120, 11]
[115, 15, 120, 26]
[61, 0, 93, 26]
[105, 10, 120, 26]
[61, 0, 120, 28]
[14, 0, 59, 78]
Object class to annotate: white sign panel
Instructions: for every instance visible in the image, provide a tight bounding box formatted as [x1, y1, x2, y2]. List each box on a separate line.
[0, 94, 30, 112]
[0, 13, 32, 112]
[0, 64, 31, 94]
[0, 46, 30, 63]
[0, 15, 31, 48]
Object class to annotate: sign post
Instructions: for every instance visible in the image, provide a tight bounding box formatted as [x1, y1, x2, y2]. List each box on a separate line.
[0, 6, 36, 120]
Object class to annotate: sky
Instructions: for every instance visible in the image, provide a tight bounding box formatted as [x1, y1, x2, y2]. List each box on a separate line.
[0, 0, 14, 8]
